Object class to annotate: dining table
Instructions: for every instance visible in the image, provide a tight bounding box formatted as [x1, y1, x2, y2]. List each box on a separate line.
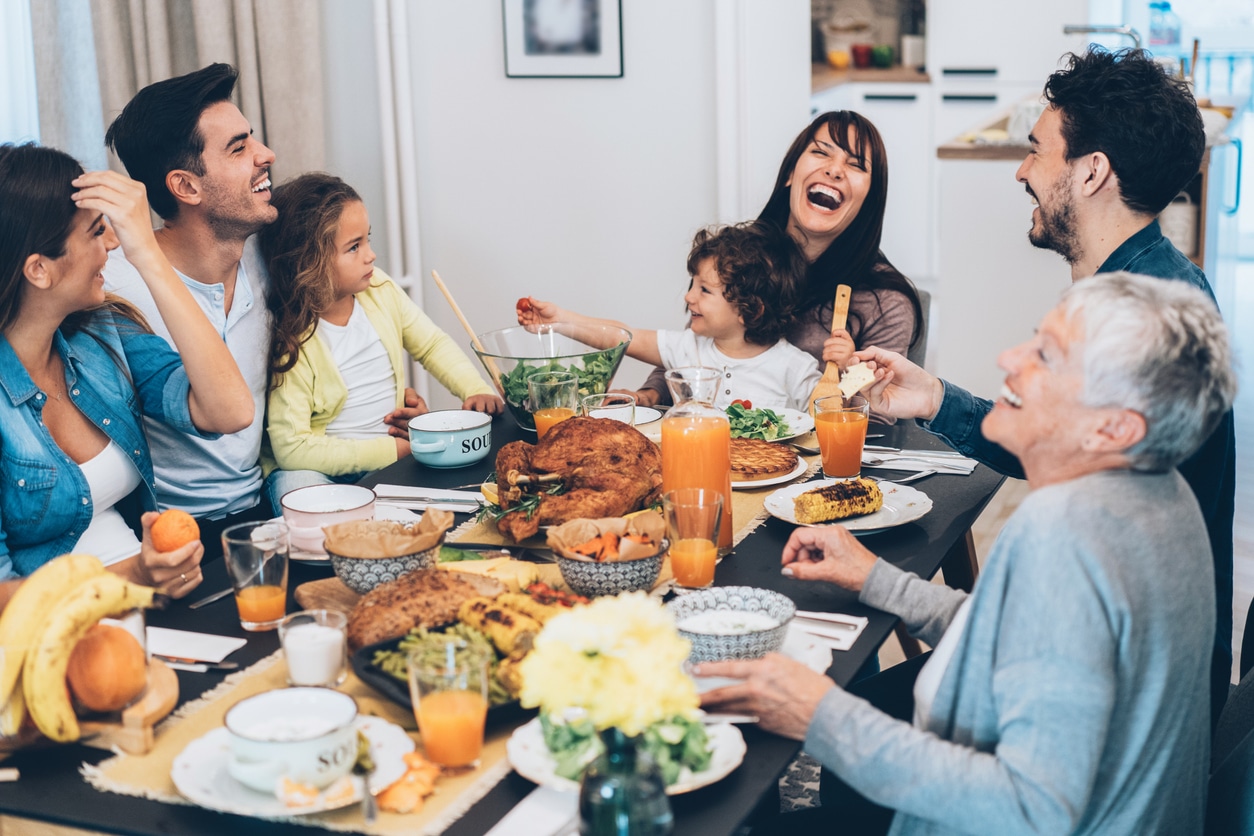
[0, 412, 1004, 836]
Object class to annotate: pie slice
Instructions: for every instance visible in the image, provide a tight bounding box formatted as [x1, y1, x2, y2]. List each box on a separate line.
[730, 437, 799, 483]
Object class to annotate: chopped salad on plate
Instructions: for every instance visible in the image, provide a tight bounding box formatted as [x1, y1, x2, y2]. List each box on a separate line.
[725, 401, 791, 441]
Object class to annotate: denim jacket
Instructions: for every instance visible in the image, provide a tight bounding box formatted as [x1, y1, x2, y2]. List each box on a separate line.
[0, 313, 211, 578]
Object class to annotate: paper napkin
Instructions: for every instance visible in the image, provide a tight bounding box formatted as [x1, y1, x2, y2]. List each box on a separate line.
[146, 627, 246, 663]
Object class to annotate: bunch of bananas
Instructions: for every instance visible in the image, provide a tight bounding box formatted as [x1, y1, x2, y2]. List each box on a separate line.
[0, 554, 162, 742]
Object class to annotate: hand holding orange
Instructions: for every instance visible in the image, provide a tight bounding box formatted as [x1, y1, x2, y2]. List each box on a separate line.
[151, 509, 200, 552]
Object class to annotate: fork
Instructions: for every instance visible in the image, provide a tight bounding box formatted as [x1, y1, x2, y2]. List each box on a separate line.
[867, 469, 936, 485]
[353, 738, 378, 824]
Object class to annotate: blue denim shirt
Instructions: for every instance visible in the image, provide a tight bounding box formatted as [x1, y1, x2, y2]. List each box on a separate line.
[0, 313, 211, 578]
[923, 220, 1236, 723]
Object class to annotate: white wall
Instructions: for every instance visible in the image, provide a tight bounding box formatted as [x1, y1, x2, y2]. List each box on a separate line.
[405, 2, 720, 406]
[319, 1, 810, 409]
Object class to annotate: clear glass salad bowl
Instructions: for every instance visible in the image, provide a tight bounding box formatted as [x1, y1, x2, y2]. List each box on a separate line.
[473, 323, 632, 432]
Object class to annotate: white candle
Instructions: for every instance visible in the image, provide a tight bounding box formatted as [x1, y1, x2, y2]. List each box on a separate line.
[282, 623, 346, 686]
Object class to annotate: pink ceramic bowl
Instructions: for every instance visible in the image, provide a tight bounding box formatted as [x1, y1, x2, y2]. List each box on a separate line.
[279, 484, 376, 554]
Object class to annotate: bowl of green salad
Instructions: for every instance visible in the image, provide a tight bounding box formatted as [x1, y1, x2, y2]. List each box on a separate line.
[473, 324, 631, 432]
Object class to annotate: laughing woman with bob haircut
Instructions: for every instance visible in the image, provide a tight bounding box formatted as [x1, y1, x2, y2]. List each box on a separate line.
[701, 272, 1235, 835]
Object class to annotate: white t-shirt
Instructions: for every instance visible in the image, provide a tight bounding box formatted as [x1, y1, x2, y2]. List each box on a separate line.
[102, 239, 270, 519]
[73, 441, 143, 566]
[319, 301, 396, 439]
[655, 330, 822, 412]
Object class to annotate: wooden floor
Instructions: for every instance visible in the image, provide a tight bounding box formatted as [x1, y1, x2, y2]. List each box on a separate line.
[881, 261, 1254, 677]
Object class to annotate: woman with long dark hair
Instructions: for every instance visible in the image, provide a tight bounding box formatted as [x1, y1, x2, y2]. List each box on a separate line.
[0, 143, 252, 599]
[637, 111, 922, 406]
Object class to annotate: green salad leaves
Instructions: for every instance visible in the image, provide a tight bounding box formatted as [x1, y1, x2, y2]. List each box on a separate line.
[540, 714, 712, 786]
[725, 402, 790, 441]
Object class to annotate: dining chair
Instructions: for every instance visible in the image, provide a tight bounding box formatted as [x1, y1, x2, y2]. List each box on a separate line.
[1207, 666, 1254, 833]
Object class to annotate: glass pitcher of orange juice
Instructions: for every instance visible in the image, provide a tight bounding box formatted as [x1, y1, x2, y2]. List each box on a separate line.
[661, 368, 732, 551]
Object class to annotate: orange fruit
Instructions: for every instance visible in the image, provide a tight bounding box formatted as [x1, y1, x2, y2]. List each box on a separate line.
[66, 624, 147, 713]
[151, 509, 200, 552]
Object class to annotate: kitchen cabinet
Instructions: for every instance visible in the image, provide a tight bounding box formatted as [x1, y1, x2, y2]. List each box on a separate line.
[811, 82, 935, 284]
[932, 156, 1071, 399]
[927, 0, 1090, 84]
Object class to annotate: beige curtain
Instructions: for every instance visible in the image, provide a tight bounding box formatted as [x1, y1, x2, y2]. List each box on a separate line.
[31, 0, 326, 178]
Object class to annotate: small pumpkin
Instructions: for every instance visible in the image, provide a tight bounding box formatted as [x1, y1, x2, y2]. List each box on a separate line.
[66, 623, 147, 713]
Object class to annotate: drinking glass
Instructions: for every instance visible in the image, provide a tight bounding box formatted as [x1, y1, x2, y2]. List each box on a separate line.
[814, 395, 869, 480]
[527, 371, 580, 439]
[407, 639, 490, 769]
[580, 392, 636, 425]
[279, 610, 348, 687]
[662, 488, 723, 589]
[222, 521, 289, 631]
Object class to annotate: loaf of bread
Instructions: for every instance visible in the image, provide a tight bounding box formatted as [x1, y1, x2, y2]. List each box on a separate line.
[346, 568, 504, 650]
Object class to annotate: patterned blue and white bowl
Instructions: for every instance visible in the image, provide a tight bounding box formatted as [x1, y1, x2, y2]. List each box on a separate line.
[556, 547, 665, 598]
[666, 586, 795, 663]
[327, 545, 439, 594]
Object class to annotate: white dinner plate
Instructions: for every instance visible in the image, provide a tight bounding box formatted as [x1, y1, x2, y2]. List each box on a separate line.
[633, 406, 663, 426]
[507, 717, 746, 796]
[763, 479, 933, 534]
[171, 715, 413, 818]
[283, 505, 421, 564]
[731, 456, 810, 491]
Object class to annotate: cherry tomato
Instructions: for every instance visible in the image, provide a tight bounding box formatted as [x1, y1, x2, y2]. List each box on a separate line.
[516, 297, 534, 315]
[731, 398, 752, 409]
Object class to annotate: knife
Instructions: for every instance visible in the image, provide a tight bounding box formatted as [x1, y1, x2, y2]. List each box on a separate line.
[187, 587, 233, 610]
[154, 655, 240, 672]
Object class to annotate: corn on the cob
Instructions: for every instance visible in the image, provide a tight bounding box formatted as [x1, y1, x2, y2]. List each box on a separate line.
[457, 597, 542, 655]
[495, 593, 564, 624]
[793, 478, 883, 524]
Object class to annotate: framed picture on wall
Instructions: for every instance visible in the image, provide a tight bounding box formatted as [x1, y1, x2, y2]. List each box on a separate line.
[502, 0, 623, 78]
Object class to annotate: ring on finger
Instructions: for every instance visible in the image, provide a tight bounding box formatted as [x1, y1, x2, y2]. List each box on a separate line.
[180, 572, 188, 583]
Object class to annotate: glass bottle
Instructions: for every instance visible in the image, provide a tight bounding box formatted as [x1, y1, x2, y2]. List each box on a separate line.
[578, 728, 673, 836]
[661, 368, 733, 551]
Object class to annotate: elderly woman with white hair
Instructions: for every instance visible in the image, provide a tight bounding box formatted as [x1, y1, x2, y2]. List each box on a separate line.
[699, 272, 1236, 835]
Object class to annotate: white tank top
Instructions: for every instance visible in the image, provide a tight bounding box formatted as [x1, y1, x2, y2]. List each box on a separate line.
[912, 597, 974, 727]
[73, 441, 143, 566]
[320, 301, 396, 439]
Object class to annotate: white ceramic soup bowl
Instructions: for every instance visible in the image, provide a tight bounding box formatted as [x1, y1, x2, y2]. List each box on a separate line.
[408, 409, 493, 469]
[224, 687, 359, 793]
[279, 484, 377, 554]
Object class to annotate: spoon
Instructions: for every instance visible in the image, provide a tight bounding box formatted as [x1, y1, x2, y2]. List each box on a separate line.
[862, 455, 969, 472]
[353, 735, 378, 824]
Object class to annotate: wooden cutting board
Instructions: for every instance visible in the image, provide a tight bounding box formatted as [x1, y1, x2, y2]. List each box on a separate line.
[78, 657, 179, 755]
[294, 577, 360, 615]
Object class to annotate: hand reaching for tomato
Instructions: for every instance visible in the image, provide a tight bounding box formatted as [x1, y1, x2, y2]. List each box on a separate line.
[516, 296, 560, 328]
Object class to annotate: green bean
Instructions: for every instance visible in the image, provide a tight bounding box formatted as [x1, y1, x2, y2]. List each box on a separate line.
[370, 624, 511, 705]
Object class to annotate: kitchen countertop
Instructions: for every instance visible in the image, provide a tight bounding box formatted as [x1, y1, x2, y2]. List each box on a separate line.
[812, 63, 930, 93]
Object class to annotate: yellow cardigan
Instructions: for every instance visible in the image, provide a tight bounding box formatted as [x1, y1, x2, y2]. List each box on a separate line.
[263, 271, 494, 477]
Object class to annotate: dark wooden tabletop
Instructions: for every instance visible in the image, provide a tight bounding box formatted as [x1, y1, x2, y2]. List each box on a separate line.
[0, 413, 1004, 835]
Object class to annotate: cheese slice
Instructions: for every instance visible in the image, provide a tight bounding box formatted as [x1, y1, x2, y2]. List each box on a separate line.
[838, 361, 876, 399]
[438, 557, 565, 594]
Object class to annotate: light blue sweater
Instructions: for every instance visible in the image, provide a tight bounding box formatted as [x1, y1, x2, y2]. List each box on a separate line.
[805, 468, 1213, 835]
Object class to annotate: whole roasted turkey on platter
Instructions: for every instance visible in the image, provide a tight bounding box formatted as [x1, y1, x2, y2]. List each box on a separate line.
[494, 417, 663, 541]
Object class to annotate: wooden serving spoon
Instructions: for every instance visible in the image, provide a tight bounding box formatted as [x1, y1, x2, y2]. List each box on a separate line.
[806, 284, 852, 417]
[431, 269, 505, 397]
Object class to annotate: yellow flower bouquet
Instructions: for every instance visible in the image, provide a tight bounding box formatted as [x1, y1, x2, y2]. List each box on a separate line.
[518, 592, 711, 784]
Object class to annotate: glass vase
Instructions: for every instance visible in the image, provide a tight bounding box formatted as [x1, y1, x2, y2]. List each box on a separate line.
[578, 728, 673, 836]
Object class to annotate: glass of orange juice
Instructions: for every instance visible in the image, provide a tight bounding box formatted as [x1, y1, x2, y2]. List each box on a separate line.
[527, 371, 580, 438]
[662, 488, 723, 589]
[407, 639, 490, 770]
[814, 395, 870, 480]
[222, 521, 289, 631]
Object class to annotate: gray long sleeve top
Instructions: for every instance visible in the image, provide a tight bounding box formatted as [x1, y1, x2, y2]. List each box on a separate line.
[805, 468, 1213, 835]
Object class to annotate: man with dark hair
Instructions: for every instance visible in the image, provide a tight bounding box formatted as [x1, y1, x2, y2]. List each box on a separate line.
[102, 63, 278, 556]
[856, 47, 1236, 728]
